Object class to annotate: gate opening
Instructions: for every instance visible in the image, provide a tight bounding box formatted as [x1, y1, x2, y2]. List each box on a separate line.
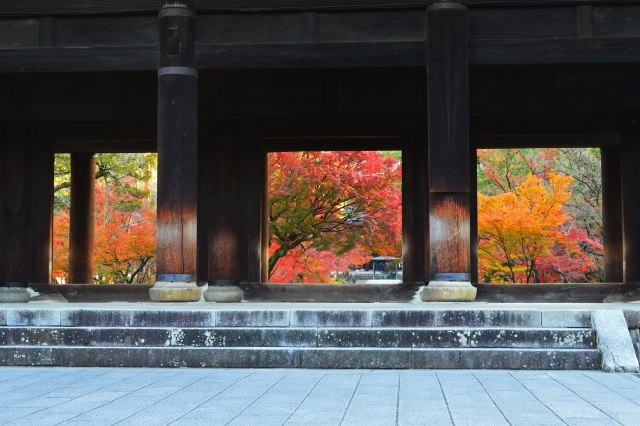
[267, 150, 402, 284]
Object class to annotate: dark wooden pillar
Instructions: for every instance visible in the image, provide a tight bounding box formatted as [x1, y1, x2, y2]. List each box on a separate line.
[156, 6, 198, 283]
[205, 139, 263, 285]
[601, 145, 623, 283]
[29, 140, 54, 284]
[403, 131, 428, 284]
[68, 153, 95, 284]
[426, 2, 470, 282]
[621, 130, 640, 283]
[261, 152, 269, 283]
[0, 135, 32, 286]
[470, 140, 478, 284]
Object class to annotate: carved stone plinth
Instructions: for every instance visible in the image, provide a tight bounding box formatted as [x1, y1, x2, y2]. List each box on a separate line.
[204, 286, 243, 303]
[0, 287, 30, 303]
[149, 282, 202, 302]
[420, 281, 477, 302]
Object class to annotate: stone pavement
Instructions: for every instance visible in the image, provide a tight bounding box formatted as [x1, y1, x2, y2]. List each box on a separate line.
[1, 368, 640, 425]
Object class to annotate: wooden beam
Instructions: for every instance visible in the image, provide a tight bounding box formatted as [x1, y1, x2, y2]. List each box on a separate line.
[261, 137, 402, 153]
[427, 2, 471, 281]
[602, 145, 623, 283]
[475, 134, 620, 149]
[68, 153, 95, 284]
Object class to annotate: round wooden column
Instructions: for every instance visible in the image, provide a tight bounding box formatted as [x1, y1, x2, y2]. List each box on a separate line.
[68, 152, 95, 284]
[151, 6, 201, 301]
[422, 2, 475, 301]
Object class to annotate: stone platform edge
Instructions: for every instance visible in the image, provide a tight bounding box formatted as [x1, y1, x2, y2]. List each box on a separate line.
[0, 308, 593, 328]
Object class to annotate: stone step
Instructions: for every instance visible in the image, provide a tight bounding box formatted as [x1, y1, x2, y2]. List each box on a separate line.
[0, 327, 597, 349]
[0, 346, 600, 369]
[0, 308, 592, 328]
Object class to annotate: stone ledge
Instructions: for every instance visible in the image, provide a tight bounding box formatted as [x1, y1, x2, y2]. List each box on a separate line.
[592, 310, 640, 373]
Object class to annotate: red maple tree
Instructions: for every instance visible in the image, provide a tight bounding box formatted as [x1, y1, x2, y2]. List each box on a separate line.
[268, 151, 402, 283]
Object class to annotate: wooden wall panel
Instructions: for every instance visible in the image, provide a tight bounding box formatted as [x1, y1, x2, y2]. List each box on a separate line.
[54, 16, 157, 48]
[29, 141, 54, 284]
[0, 19, 38, 49]
[468, 7, 576, 39]
[318, 10, 425, 43]
[198, 13, 303, 45]
[594, 6, 640, 38]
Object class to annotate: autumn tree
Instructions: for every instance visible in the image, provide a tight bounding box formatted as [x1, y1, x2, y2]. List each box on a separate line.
[477, 148, 604, 282]
[53, 153, 157, 284]
[268, 151, 402, 283]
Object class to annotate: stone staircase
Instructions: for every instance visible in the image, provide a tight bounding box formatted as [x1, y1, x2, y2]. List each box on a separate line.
[0, 307, 600, 369]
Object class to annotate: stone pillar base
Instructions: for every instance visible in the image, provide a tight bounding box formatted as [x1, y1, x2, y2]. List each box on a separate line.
[420, 281, 477, 302]
[0, 287, 30, 303]
[149, 282, 202, 302]
[204, 286, 243, 303]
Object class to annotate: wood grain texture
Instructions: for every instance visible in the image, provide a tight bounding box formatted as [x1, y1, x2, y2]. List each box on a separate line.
[199, 13, 303, 45]
[577, 5, 594, 38]
[29, 140, 54, 284]
[38, 17, 54, 48]
[470, 142, 478, 284]
[429, 192, 470, 277]
[318, 10, 425, 43]
[54, 16, 157, 48]
[206, 140, 241, 282]
[621, 130, 640, 283]
[469, 7, 576, 39]
[427, 2, 469, 193]
[594, 6, 640, 38]
[0, 19, 38, 49]
[68, 153, 95, 284]
[261, 137, 402, 153]
[261, 153, 269, 283]
[156, 10, 198, 280]
[402, 136, 416, 284]
[302, 11, 319, 44]
[601, 145, 623, 283]
[0, 138, 31, 284]
[242, 140, 264, 283]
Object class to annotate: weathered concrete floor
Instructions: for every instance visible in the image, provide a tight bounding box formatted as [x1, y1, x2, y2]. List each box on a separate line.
[1, 368, 640, 425]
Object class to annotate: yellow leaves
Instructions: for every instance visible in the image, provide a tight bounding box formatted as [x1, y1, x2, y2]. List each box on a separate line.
[478, 172, 575, 283]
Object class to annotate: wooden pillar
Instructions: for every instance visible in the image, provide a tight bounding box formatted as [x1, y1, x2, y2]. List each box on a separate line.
[601, 145, 623, 283]
[205, 139, 263, 285]
[261, 153, 269, 283]
[426, 2, 470, 283]
[470, 140, 478, 284]
[0, 136, 32, 287]
[155, 6, 198, 284]
[29, 140, 54, 284]
[621, 130, 640, 283]
[68, 153, 95, 284]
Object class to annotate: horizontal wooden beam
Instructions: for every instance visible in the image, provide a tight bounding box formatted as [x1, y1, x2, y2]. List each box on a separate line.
[0, 37, 638, 73]
[54, 139, 157, 153]
[475, 134, 620, 149]
[261, 137, 403, 152]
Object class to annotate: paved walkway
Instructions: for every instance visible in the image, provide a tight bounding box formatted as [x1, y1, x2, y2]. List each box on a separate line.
[2, 368, 640, 425]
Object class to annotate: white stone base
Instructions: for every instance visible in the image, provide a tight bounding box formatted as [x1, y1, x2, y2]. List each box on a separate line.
[0, 287, 30, 303]
[420, 281, 477, 302]
[204, 286, 243, 303]
[149, 282, 202, 302]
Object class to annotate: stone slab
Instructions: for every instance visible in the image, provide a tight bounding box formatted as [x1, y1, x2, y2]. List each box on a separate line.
[61, 309, 131, 327]
[180, 328, 317, 347]
[181, 347, 298, 368]
[291, 310, 372, 327]
[0, 309, 6, 325]
[130, 310, 215, 327]
[437, 310, 541, 327]
[624, 310, 640, 328]
[371, 309, 437, 327]
[0, 346, 59, 366]
[592, 309, 640, 372]
[58, 347, 182, 368]
[411, 348, 600, 369]
[299, 348, 412, 369]
[215, 310, 289, 327]
[6, 309, 60, 326]
[542, 310, 591, 328]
